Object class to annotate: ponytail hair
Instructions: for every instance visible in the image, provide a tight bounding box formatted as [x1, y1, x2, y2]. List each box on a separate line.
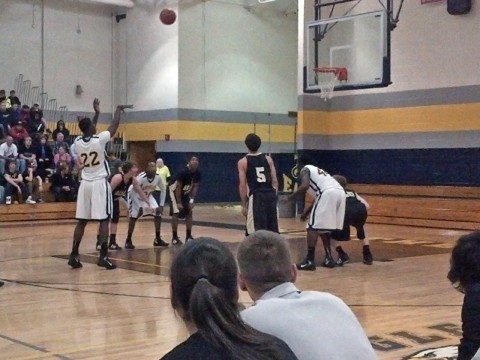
[170, 237, 291, 360]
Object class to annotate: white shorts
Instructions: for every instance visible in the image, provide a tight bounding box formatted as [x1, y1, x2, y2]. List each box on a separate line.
[128, 190, 159, 218]
[308, 187, 346, 232]
[76, 179, 112, 221]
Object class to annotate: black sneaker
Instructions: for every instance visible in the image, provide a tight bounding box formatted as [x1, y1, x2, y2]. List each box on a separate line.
[0, 281, 5, 287]
[124, 241, 135, 250]
[363, 249, 373, 265]
[172, 236, 183, 245]
[321, 255, 336, 268]
[109, 243, 122, 250]
[336, 251, 350, 266]
[68, 254, 83, 269]
[296, 258, 316, 271]
[97, 256, 117, 270]
[185, 236, 194, 243]
[153, 238, 169, 247]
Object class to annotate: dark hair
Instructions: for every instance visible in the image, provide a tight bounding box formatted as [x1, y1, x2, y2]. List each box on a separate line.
[237, 231, 293, 295]
[78, 117, 92, 133]
[245, 133, 261, 152]
[106, 150, 114, 157]
[170, 237, 290, 360]
[296, 154, 312, 168]
[333, 175, 347, 189]
[447, 231, 480, 293]
[121, 160, 135, 173]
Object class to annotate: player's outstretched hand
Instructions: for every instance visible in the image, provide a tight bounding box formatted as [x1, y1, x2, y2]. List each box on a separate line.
[241, 205, 248, 217]
[117, 104, 134, 112]
[93, 98, 100, 113]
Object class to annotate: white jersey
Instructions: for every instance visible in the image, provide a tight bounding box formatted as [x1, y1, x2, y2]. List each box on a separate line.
[74, 131, 110, 181]
[303, 165, 343, 198]
[136, 172, 165, 195]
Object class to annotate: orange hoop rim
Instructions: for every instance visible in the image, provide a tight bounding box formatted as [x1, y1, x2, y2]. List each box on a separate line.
[314, 67, 348, 81]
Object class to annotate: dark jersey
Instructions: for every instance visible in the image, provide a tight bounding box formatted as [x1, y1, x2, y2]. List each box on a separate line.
[169, 167, 201, 197]
[112, 174, 133, 200]
[246, 153, 274, 195]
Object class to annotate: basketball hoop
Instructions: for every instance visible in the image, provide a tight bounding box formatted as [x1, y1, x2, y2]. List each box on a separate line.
[314, 67, 348, 100]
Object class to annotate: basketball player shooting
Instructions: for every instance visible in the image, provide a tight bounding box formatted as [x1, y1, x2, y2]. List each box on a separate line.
[68, 98, 133, 270]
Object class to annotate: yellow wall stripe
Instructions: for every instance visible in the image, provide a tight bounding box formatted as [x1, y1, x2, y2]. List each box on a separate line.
[299, 103, 480, 135]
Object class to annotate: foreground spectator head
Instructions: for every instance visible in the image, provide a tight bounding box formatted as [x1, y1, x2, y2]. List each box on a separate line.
[448, 231, 480, 293]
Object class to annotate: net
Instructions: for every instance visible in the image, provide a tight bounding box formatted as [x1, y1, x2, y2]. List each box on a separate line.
[314, 67, 348, 100]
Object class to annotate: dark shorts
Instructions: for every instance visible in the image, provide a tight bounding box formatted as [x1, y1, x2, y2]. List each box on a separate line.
[246, 190, 279, 235]
[169, 195, 191, 219]
[112, 199, 120, 223]
[331, 202, 367, 241]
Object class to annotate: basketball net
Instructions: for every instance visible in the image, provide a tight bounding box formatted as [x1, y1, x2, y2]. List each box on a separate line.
[314, 67, 348, 101]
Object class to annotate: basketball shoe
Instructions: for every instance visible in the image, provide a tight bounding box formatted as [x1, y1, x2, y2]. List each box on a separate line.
[124, 240, 135, 250]
[296, 258, 316, 271]
[172, 236, 183, 245]
[108, 242, 122, 250]
[363, 247, 373, 265]
[336, 251, 350, 266]
[68, 254, 83, 269]
[322, 254, 336, 268]
[97, 256, 116, 270]
[153, 237, 169, 247]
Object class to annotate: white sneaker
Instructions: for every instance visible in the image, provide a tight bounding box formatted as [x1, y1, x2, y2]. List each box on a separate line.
[26, 196, 36, 204]
[5, 196, 11, 205]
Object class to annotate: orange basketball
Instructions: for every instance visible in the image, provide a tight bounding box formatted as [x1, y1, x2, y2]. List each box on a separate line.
[159, 9, 176, 25]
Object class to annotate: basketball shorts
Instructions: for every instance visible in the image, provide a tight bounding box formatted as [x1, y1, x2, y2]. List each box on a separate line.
[246, 190, 279, 235]
[76, 178, 112, 221]
[331, 200, 367, 241]
[169, 188, 190, 219]
[307, 187, 346, 232]
[128, 190, 159, 218]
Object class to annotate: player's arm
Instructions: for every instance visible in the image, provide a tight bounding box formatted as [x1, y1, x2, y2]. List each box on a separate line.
[300, 203, 314, 221]
[174, 180, 183, 209]
[92, 98, 100, 128]
[288, 168, 310, 201]
[158, 178, 166, 206]
[266, 155, 278, 192]
[237, 158, 248, 209]
[107, 104, 133, 137]
[356, 193, 370, 210]
[109, 173, 123, 192]
[132, 177, 150, 203]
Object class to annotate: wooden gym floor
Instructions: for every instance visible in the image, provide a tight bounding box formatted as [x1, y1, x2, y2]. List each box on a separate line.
[0, 205, 467, 359]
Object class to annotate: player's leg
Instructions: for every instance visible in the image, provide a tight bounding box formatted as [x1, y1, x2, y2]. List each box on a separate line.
[69, 219, 88, 269]
[266, 191, 279, 233]
[150, 195, 168, 247]
[356, 216, 373, 265]
[91, 180, 116, 269]
[108, 200, 122, 250]
[185, 208, 194, 242]
[320, 232, 336, 268]
[125, 213, 140, 249]
[125, 189, 141, 249]
[297, 228, 318, 271]
[169, 187, 182, 245]
[334, 226, 351, 266]
[245, 194, 255, 236]
[69, 180, 91, 268]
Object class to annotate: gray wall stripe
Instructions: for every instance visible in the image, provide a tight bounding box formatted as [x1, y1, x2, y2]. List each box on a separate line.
[155, 140, 295, 153]
[299, 131, 480, 150]
[299, 85, 480, 111]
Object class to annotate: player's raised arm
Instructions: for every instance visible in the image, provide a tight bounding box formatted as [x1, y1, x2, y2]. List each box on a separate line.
[92, 98, 100, 127]
[108, 104, 133, 137]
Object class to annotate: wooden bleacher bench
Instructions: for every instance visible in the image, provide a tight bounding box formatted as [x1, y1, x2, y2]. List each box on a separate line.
[351, 184, 480, 231]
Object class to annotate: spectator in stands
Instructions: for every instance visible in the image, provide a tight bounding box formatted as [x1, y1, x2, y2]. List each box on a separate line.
[52, 119, 70, 143]
[0, 136, 19, 175]
[0, 90, 11, 108]
[28, 110, 46, 142]
[0, 100, 12, 138]
[35, 135, 53, 180]
[53, 146, 72, 169]
[448, 231, 480, 360]
[106, 150, 122, 176]
[162, 237, 298, 360]
[9, 121, 29, 146]
[51, 132, 70, 155]
[8, 90, 21, 106]
[23, 159, 44, 203]
[0, 183, 4, 204]
[18, 136, 36, 165]
[51, 163, 76, 202]
[237, 230, 378, 360]
[9, 103, 21, 126]
[71, 164, 81, 195]
[3, 159, 34, 204]
[19, 105, 30, 126]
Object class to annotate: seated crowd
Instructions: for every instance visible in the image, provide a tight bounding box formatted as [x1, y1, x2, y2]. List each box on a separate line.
[0, 90, 83, 204]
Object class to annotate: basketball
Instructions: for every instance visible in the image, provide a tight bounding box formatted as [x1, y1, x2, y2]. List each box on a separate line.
[159, 9, 176, 25]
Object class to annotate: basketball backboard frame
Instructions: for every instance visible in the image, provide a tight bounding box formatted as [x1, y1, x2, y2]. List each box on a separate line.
[303, 0, 405, 95]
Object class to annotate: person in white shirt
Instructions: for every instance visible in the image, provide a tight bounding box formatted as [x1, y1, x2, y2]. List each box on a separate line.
[238, 230, 378, 360]
[0, 136, 19, 175]
[67, 98, 132, 270]
[124, 161, 168, 249]
[286, 155, 346, 270]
